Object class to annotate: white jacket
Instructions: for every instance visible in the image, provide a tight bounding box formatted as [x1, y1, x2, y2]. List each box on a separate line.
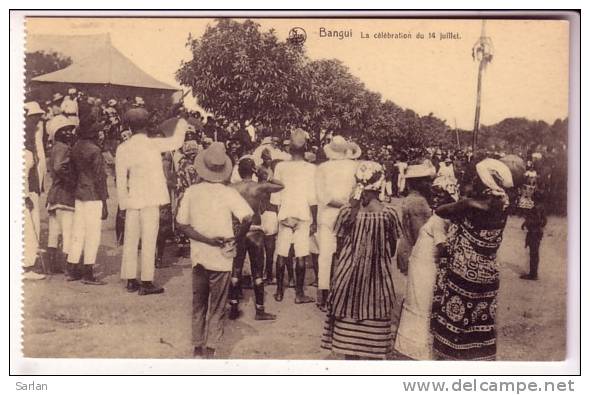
[116, 119, 187, 210]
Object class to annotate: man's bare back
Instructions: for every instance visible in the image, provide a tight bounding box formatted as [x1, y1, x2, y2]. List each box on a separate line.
[232, 179, 283, 222]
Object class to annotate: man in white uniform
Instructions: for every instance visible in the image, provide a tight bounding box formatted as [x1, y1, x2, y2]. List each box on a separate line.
[270, 129, 317, 304]
[61, 87, 79, 126]
[315, 136, 360, 310]
[116, 109, 188, 295]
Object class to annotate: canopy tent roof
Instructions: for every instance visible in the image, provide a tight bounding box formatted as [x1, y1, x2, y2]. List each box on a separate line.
[29, 34, 178, 91]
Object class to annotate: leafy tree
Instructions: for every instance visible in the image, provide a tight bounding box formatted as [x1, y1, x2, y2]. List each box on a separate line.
[25, 50, 72, 90]
[479, 117, 568, 153]
[176, 18, 567, 160]
[176, 19, 309, 128]
[302, 59, 374, 141]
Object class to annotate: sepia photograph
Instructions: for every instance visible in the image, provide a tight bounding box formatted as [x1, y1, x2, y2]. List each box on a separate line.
[13, 11, 577, 371]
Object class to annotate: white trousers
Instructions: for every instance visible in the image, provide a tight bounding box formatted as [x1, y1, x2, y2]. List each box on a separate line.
[67, 200, 103, 265]
[276, 220, 310, 258]
[121, 206, 159, 282]
[47, 209, 74, 255]
[23, 193, 40, 268]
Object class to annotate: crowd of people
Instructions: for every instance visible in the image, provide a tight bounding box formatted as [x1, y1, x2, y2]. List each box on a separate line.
[23, 86, 557, 361]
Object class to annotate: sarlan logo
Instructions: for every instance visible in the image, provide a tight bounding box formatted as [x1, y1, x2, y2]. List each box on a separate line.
[288, 27, 307, 45]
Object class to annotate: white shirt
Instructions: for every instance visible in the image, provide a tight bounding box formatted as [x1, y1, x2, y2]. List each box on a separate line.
[246, 124, 256, 142]
[315, 159, 358, 226]
[116, 121, 187, 210]
[176, 182, 253, 271]
[60, 96, 78, 116]
[271, 160, 317, 222]
[437, 163, 456, 179]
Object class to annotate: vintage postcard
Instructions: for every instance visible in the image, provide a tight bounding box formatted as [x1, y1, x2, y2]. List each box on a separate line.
[11, 11, 579, 375]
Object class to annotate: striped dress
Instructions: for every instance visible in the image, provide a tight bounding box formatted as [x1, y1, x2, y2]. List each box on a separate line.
[321, 204, 400, 359]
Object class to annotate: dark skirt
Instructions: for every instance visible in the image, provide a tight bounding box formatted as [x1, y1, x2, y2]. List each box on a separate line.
[431, 214, 506, 361]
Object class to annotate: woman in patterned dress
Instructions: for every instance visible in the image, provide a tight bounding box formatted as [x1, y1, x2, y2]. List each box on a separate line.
[431, 156, 525, 361]
[321, 161, 401, 360]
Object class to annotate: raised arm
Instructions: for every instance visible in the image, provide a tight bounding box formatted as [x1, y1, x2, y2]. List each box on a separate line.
[257, 178, 284, 195]
[152, 118, 189, 153]
[435, 198, 490, 219]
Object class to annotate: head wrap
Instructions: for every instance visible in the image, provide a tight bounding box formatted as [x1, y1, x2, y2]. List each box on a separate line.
[475, 158, 514, 209]
[352, 161, 385, 200]
[432, 175, 459, 202]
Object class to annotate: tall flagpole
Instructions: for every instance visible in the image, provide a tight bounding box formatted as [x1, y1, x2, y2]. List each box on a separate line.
[471, 20, 494, 152]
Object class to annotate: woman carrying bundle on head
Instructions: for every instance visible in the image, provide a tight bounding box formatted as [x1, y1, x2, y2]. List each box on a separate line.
[430, 155, 525, 361]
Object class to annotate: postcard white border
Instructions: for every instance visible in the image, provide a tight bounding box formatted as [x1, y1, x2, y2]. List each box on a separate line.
[8, 8, 581, 376]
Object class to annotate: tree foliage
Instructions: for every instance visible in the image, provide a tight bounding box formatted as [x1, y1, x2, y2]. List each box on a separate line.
[25, 50, 72, 89]
[176, 19, 309, 127]
[479, 117, 568, 153]
[176, 18, 567, 156]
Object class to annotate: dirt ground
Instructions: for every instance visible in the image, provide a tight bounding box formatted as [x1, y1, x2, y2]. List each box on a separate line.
[21, 178, 567, 360]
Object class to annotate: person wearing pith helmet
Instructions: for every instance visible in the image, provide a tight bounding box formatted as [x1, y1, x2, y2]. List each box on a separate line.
[61, 87, 80, 126]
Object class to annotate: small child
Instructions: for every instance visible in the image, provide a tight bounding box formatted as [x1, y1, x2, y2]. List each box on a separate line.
[520, 204, 547, 281]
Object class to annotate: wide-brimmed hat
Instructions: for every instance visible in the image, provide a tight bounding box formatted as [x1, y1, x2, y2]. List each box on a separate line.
[50, 93, 64, 104]
[405, 163, 436, 179]
[24, 101, 45, 116]
[195, 142, 233, 183]
[323, 135, 362, 160]
[260, 136, 273, 145]
[67, 87, 77, 95]
[107, 99, 117, 107]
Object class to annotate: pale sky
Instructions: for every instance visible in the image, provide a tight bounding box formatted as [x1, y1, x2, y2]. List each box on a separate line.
[26, 17, 570, 129]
